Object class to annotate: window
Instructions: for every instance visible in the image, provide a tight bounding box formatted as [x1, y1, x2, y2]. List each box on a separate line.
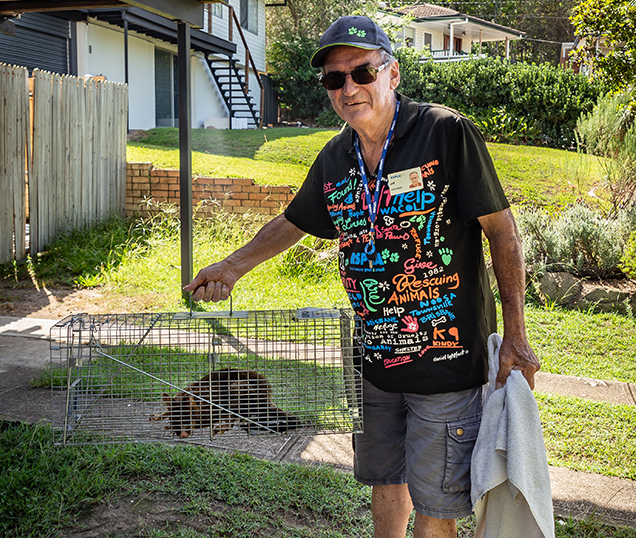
[212, 3, 223, 18]
[240, 0, 258, 34]
[155, 49, 178, 127]
[403, 27, 415, 48]
[424, 32, 432, 50]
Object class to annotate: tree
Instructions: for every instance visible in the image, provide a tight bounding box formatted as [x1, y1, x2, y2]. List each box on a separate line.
[267, 35, 331, 121]
[266, 0, 374, 41]
[570, 0, 636, 92]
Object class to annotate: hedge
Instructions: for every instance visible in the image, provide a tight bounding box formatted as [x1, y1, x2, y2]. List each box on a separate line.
[395, 48, 606, 149]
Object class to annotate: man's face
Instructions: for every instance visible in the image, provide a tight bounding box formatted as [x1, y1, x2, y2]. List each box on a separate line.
[322, 47, 400, 135]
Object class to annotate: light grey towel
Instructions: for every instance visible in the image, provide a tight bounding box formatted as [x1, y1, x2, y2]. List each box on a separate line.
[471, 333, 555, 538]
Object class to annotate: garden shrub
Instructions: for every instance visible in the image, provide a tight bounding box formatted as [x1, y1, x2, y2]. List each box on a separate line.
[517, 204, 636, 278]
[620, 231, 636, 279]
[576, 89, 636, 212]
[472, 106, 540, 145]
[394, 48, 605, 149]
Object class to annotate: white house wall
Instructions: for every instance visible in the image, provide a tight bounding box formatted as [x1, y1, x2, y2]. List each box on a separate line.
[79, 19, 232, 130]
[127, 37, 156, 130]
[87, 22, 125, 81]
[192, 54, 230, 129]
[204, 0, 266, 72]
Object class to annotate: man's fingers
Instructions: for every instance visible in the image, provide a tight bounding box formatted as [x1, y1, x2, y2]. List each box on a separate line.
[495, 365, 537, 390]
[190, 285, 205, 302]
[183, 274, 203, 293]
[495, 366, 511, 390]
[522, 368, 536, 390]
[188, 281, 231, 303]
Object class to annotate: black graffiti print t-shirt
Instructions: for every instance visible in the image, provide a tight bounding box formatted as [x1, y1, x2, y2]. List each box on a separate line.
[285, 94, 509, 395]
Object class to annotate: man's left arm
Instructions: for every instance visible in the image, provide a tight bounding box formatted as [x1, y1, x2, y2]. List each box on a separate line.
[478, 208, 540, 389]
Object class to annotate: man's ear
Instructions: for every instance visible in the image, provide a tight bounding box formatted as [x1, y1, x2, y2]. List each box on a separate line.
[390, 60, 401, 91]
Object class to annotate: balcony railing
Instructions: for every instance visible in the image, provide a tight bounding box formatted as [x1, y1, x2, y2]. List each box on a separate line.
[429, 50, 487, 62]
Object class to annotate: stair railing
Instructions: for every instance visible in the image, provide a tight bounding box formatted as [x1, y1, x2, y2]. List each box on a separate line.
[227, 5, 264, 125]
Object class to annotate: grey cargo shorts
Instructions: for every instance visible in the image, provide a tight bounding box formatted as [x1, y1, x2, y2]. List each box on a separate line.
[353, 379, 482, 519]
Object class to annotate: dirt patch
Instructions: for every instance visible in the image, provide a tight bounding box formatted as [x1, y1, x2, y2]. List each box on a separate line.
[127, 130, 148, 142]
[57, 493, 219, 538]
[0, 283, 169, 320]
[579, 277, 636, 294]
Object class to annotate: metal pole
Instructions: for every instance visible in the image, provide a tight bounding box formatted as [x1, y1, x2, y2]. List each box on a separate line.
[178, 22, 193, 292]
[123, 11, 129, 133]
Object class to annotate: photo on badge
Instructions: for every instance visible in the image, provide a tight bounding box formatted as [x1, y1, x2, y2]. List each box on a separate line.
[388, 167, 423, 195]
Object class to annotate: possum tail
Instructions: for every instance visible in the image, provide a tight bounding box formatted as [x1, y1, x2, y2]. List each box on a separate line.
[241, 405, 305, 435]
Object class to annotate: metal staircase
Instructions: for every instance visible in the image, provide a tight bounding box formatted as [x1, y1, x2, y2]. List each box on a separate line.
[207, 56, 260, 128]
[205, 5, 263, 129]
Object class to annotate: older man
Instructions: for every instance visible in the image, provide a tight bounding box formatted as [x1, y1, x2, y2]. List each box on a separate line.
[185, 15, 539, 538]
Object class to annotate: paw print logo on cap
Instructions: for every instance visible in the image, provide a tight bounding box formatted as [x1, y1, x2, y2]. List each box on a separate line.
[348, 27, 367, 37]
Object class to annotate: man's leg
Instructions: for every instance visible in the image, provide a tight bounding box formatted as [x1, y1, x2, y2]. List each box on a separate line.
[413, 513, 457, 538]
[371, 484, 413, 538]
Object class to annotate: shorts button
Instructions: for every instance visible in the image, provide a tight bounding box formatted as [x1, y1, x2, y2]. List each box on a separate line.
[456, 428, 464, 436]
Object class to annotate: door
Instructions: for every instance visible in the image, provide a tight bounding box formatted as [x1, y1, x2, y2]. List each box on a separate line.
[154, 49, 179, 127]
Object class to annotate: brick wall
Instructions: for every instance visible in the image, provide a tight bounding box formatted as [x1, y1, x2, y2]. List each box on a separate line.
[126, 162, 296, 218]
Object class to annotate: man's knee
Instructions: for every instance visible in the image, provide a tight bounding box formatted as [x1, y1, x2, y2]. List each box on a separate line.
[413, 512, 457, 538]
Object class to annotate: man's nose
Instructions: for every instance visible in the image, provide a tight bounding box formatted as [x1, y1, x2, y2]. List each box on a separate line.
[341, 73, 360, 95]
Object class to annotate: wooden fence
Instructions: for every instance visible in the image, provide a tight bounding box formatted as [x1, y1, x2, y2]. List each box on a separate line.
[0, 63, 29, 264]
[0, 64, 128, 263]
[30, 70, 128, 254]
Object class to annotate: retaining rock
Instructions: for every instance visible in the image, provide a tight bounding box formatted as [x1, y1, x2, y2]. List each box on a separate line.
[534, 272, 636, 315]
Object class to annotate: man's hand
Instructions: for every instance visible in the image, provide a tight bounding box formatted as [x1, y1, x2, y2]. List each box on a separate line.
[183, 261, 237, 303]
[496, 334, 540, 390]
[182, 214, 307, 303]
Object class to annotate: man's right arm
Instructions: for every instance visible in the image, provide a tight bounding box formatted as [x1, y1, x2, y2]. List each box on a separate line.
[183, 214, 306, 302]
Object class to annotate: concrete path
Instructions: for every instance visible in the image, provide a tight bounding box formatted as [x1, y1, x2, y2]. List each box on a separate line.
[1, 315, 635, 529]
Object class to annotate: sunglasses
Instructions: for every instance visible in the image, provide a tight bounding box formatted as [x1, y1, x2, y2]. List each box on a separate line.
[319, 59, 391, 91]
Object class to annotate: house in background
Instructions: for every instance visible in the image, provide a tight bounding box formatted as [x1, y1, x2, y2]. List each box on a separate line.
[379, 3, 526, 62]
[0, 1, 271, 130]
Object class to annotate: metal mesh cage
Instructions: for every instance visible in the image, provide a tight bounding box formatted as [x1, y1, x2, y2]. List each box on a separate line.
[49, 308, 363, 446]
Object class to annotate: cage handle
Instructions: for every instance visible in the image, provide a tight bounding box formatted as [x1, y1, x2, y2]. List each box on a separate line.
[188, 294, 233, 317]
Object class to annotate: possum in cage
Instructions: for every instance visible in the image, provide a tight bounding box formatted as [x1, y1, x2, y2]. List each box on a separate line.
[150, 368, 304, 438]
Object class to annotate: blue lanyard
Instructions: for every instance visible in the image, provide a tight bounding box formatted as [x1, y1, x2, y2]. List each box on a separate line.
[354, 99, 400, 260]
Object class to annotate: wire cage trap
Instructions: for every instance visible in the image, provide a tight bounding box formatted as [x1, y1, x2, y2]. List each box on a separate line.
[49, 308, 363, 446]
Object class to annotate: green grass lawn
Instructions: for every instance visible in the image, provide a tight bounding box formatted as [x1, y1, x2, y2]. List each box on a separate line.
[2, 422, 634, 538]
[537, 393, 636, 479]
[487, 143, 604, 206]
[133, 126, 336, 159]
[127, 144, 309, 187]
[129, 127, 604, 207]
[524, 305, 636, 383]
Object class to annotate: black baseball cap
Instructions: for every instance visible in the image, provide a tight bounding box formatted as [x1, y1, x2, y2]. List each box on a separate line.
[310, 16, 393, 68]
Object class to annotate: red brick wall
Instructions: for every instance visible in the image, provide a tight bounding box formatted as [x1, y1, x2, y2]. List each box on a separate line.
[126, 162, 296, 218]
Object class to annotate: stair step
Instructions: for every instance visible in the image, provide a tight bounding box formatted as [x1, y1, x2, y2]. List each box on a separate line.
[206, 57, 259, 127]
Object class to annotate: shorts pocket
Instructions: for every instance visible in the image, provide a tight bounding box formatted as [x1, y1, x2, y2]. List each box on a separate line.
[442, 416, 481, 494]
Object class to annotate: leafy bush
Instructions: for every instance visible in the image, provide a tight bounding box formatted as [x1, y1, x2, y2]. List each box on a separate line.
[517, 204, 636, 278]
[576, 89, 636, 212]
[267, 35, 330, 121]
[394, 48, 605, 149]
[316, 108, 345, 128]
[620, 231, 636, 279]
[472, 106, 540, 145]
